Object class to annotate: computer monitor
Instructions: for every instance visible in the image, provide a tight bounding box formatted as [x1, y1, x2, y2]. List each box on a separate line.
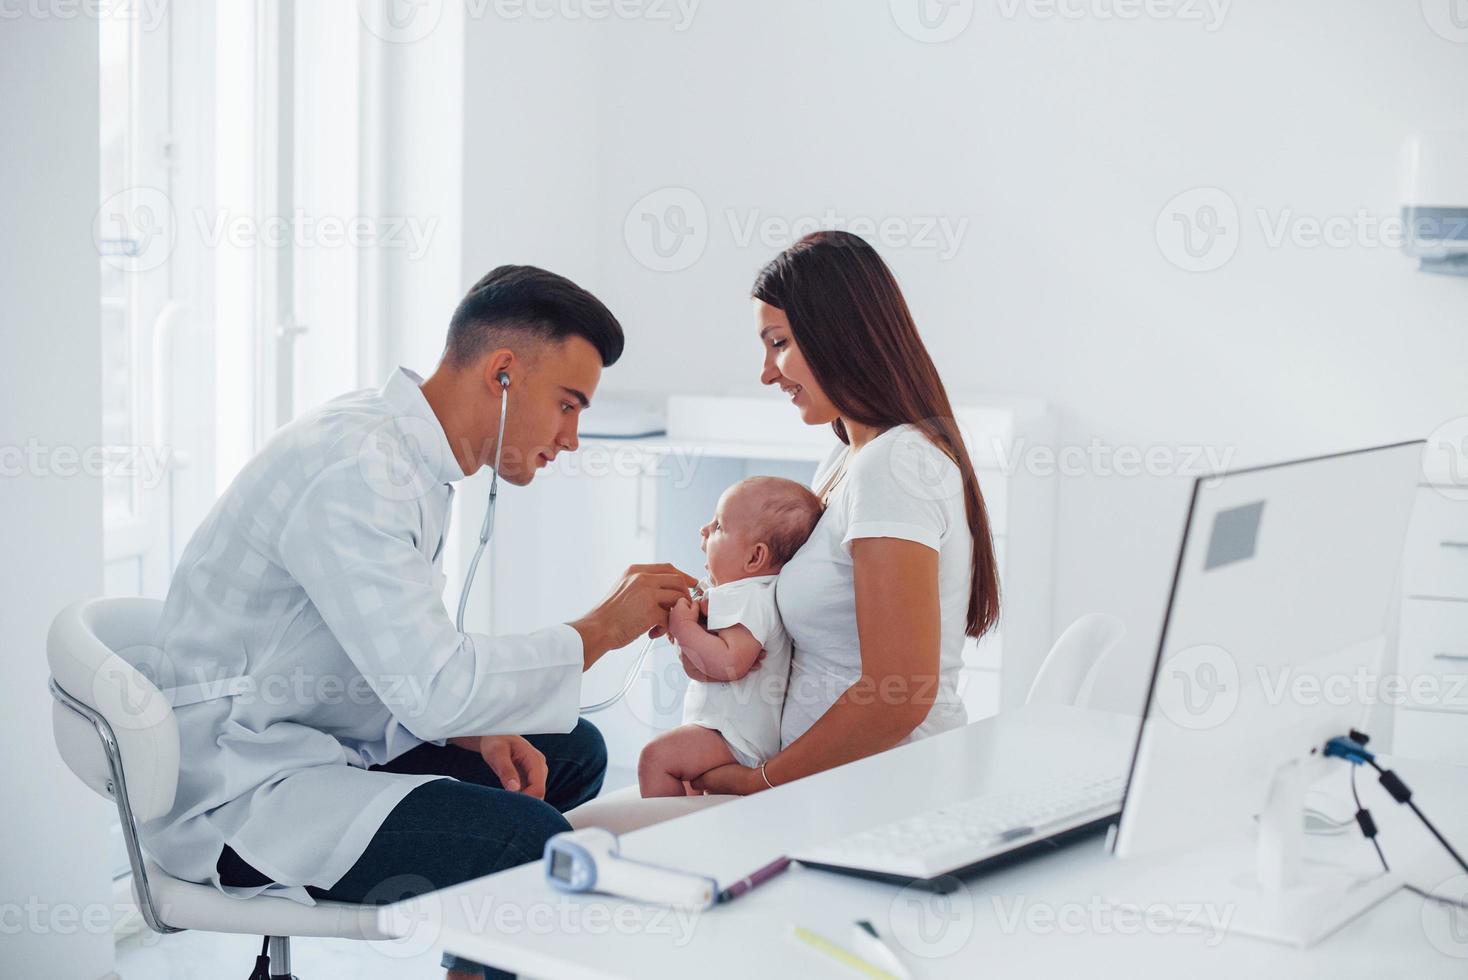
[1110, 440, 1425, 947]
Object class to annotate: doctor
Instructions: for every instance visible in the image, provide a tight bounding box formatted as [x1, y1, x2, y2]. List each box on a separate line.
[147, 264, 697, 980]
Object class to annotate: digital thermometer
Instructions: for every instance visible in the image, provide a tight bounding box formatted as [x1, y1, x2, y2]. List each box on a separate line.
[543, 828, 718, 909]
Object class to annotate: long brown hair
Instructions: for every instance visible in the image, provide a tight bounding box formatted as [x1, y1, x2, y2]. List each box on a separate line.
[752, 231, 1000, 639]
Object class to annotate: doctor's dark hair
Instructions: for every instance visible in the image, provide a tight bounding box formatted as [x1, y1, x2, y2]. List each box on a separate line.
[751, 231, 1001, 639]
[446, 264, 624, 368]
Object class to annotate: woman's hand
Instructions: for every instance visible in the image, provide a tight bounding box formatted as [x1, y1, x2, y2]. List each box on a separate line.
[690, 763, 766, 797]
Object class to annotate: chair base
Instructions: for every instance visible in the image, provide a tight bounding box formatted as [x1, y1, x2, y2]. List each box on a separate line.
[247, 935, 297, 980]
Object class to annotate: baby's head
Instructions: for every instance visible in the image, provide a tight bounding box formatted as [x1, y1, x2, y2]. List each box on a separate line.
[699, 476, 822, 585]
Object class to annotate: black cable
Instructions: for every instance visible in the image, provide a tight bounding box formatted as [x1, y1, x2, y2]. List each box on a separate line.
[1405, 883, 1468, 911]
[1340, 749, 1468, 915]
[1365, 758, 1468, 876]
[1350, 766, 1389, 872]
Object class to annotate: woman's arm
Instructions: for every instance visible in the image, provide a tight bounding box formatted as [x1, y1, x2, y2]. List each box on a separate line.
[692, 536, 941, 794]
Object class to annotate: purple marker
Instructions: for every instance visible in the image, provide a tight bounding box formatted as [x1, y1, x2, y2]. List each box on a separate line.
[717, 856, 792, 904]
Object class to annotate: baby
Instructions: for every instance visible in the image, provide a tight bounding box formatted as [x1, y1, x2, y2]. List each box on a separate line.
[637, 476, 823, 797]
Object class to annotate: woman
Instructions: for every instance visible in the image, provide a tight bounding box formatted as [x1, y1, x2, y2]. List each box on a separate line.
[687, 230, 1002, 796]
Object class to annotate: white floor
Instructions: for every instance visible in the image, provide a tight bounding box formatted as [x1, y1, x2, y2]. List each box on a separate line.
[115, 766, 638, 979]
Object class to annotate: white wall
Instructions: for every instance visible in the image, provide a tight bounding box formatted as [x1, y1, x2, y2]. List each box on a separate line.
[456, 1, 1468, 713]
[0, 16, 117, 980]
[371, 1, 469, 374]
[452, 12, 611, 617]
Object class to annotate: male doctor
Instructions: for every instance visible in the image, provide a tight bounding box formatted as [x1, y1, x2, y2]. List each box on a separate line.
[147, 265, 696, 980]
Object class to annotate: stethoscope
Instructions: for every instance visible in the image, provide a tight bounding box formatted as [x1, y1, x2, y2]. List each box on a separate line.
[453, 371, 665, 715]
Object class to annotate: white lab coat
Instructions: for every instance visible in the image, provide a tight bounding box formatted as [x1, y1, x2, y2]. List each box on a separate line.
[143, 367, 583, 905]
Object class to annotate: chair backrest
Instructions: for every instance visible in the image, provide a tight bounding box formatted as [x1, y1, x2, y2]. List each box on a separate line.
[1025, 613, 1127, 709]
[48, 597, 180, 822]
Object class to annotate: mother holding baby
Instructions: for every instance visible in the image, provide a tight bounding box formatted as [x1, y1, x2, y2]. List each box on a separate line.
[680, 230, 1002, 797]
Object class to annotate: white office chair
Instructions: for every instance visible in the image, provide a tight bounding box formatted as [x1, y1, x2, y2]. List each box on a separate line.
[1025, 612, 1127, 708]
[47, 598, 389, 980]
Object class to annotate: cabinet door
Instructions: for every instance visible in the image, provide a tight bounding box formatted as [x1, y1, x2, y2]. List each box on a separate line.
[487, 451, 664, 772]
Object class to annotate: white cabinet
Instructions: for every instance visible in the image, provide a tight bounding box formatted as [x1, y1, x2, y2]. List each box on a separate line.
[484, 452, 663, 772]
[1391, 482, 1468, 764]
[481, 395, 1056, 772]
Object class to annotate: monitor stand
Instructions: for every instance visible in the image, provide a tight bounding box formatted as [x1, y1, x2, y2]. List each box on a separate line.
[1111, 757, 1399, 948]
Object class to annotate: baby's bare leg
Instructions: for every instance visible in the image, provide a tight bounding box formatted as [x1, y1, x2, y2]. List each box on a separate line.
[637, 725, 739, 798]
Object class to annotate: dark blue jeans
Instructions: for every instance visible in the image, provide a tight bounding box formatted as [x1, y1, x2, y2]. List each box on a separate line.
[217, 719, 607, 978]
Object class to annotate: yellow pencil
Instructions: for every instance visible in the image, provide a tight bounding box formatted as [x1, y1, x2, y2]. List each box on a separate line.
[788, 924, 902, 980]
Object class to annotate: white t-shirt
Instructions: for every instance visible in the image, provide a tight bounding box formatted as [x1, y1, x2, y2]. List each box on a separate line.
[775, 424, 973, 748]
[680, 574, 791, 767]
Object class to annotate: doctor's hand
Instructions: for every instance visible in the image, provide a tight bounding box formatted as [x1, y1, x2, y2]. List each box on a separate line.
[473, 735, 547, 799]
[570, 563, 699, 668]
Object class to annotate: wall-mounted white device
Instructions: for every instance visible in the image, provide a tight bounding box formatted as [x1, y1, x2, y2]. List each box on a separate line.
[1402, 130, 1468, 276]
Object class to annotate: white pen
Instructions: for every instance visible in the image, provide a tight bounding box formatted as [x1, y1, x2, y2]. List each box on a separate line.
[852, 920, 913, 980]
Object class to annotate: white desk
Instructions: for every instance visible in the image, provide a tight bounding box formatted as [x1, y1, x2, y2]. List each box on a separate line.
[378, 705, 1468, 978]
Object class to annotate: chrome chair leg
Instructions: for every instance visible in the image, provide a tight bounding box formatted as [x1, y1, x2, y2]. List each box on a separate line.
[265, 935, 295, 979]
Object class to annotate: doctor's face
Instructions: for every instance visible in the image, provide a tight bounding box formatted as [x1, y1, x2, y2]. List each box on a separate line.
[492, 336, 602, 486]
[755, 299, 838, 427]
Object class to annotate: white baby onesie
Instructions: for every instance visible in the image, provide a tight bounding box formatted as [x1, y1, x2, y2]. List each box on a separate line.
[680, 574, 791, 767]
